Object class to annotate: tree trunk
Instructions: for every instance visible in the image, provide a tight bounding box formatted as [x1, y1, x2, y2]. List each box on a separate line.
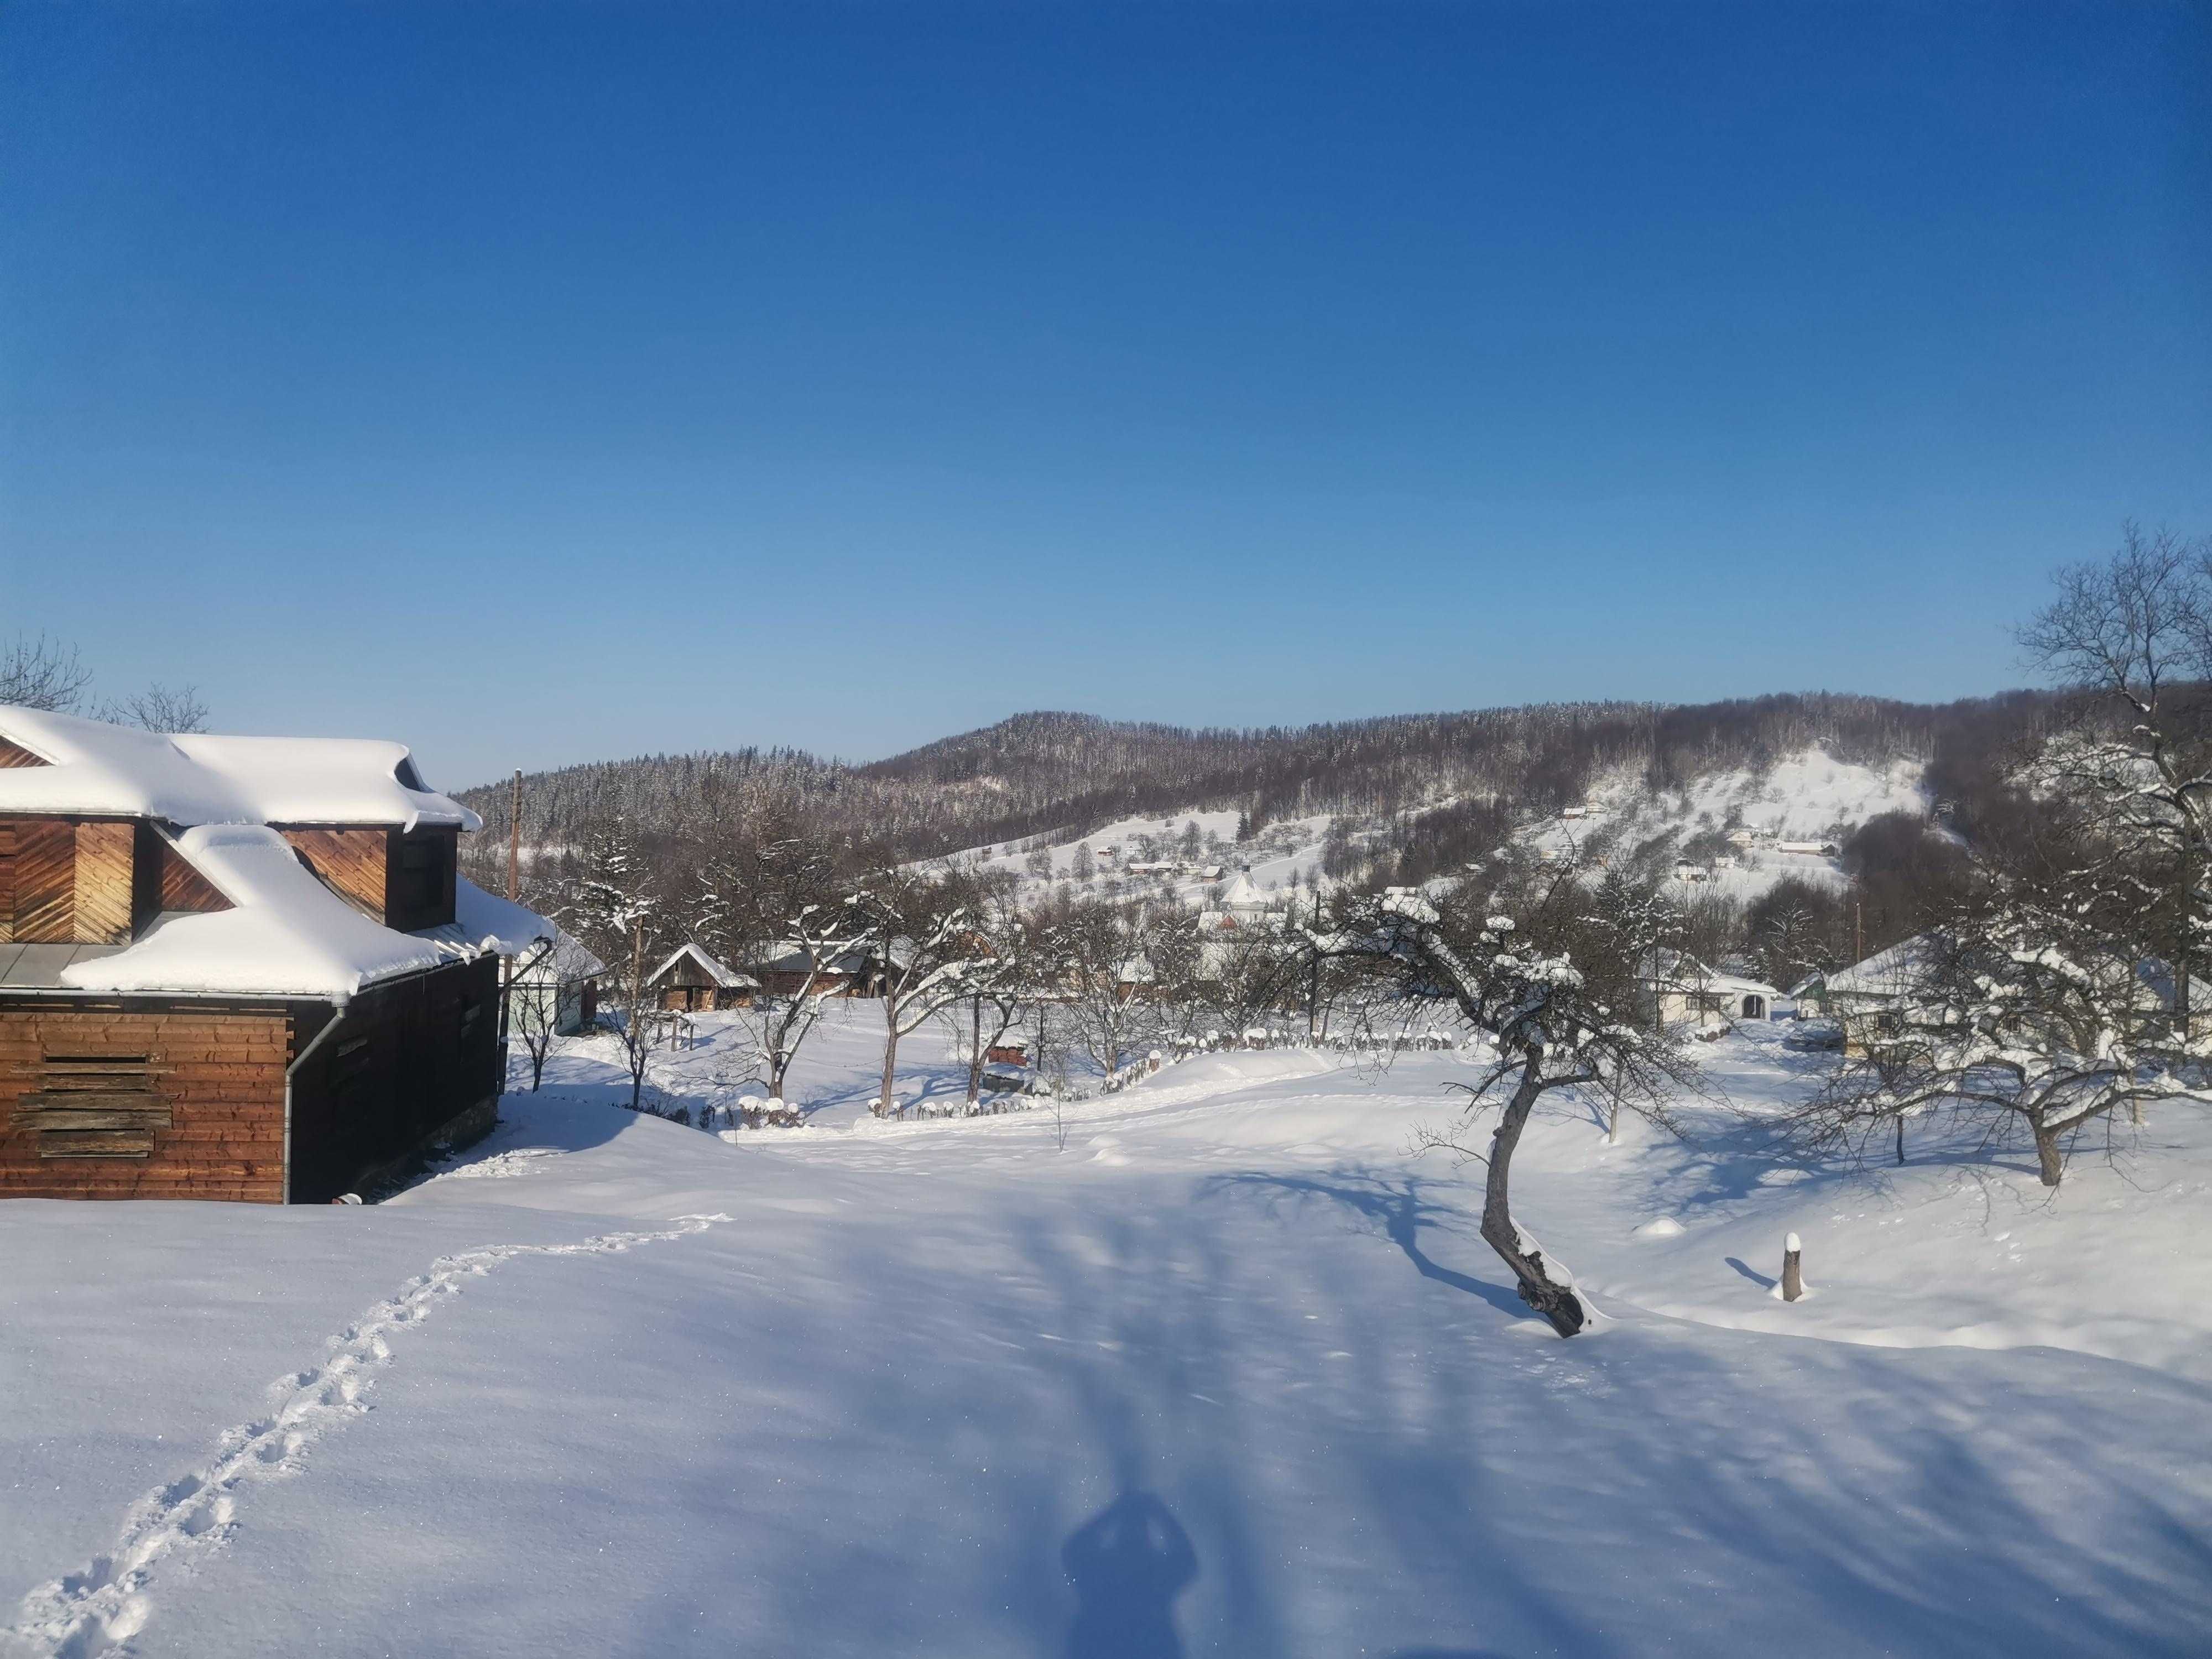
[967, 995, 985, 1107]
[879, 999, 900, 1118]
[1475, 1053, 1590, 1337]
[2032, 1120, 2064, 1187]
[1606, 1095, 1619, 1145]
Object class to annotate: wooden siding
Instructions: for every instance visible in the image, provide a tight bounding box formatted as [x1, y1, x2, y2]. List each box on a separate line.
[0, 1009, 289, 1202]
[74, 821, 134, 944]
[0, 822, 12, 945]
[13, 820, 76, 943]
[288, 956, 501, 1203]
[158, 837, 230, 912]
[0, 737, 48, 769]
[279, 828, 387, 919]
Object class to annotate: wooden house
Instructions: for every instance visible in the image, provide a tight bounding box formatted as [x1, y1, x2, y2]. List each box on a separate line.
[646, 942, 758, 1011]
[0, 706, 552, 1203]
[749, 941, 900, 999]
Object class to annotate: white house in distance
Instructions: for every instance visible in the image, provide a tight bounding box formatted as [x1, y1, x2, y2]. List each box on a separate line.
[1641, 951, 1786, 1027]
[507, 924, 604, 1036]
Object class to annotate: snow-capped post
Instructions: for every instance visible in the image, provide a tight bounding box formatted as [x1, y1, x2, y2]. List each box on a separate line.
[1782, 1233, 1803, 1302]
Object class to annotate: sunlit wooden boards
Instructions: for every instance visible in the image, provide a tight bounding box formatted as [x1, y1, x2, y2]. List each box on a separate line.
[0, 1010, 289, 1201]
[0, 818, 137, 945]
[279, 827, 387, 919]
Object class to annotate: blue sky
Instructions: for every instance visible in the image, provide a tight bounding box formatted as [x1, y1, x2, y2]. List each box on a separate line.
[3, 2, 2206, 789]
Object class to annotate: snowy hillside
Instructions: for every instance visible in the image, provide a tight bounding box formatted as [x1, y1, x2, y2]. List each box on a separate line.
[4, 1010, 2208, 1657]
[935, 745, 1931, 912]
[1526, 744, 1929, 900]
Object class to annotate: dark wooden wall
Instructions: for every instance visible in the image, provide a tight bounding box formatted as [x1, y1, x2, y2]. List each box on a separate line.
[288, 956, 500, 1203]
[0, 1005, 289, 1201]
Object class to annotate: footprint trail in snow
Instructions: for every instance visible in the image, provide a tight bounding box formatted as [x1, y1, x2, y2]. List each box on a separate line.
[0, 1213, 730, 1659]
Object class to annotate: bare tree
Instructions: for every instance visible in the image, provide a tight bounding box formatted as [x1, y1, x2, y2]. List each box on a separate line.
[946, 883, 1048, 1110]
[95, 684, 210, 733]
[1052, 897, 1164, 1082]
[2020, 523, 2212, 1041]
[842, 865, 981, 1117]
[1317, 882, 1691, 1336]
[0, 634, 92, 711]
[507, 931, 600, 1092]
[564, 816, 665, 1113]
[1791, 848, 2199, 1187]
[727, 836, 864, 1103]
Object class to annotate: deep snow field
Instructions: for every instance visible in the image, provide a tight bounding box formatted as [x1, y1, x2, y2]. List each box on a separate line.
[4, 1006, 2209, 1658]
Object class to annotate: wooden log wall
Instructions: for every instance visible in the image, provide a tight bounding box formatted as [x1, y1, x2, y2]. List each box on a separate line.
[0, 1006, 291, 1201]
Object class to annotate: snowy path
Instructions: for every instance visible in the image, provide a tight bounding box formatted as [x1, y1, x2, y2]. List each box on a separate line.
[1, 1215, 727, 1659]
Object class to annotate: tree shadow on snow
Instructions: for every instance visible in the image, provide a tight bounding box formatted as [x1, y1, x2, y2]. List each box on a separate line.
[1200, 1172, 1537, 1323]
[1061, 1491, 1198, 1659]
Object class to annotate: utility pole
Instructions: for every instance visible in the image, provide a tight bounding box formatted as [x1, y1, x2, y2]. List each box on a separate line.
[1306, 889, 1321, 1041]
[1854, 899, 1864, 965]
[507, 769, 522, 902]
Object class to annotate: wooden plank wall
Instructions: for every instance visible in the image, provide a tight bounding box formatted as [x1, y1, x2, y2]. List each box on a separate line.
[159, 838, 230, 912]
[13, 820, 75, 943]
[279, 828, 387, 920]
[0, 822, 13, 945]
[0, 818, 139, 945]
[0, 738, 48, 769]
[0, 1007, 290, 1201]
[74, 822, 133, 943]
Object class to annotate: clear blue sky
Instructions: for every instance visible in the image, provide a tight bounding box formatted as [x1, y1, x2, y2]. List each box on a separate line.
[3, 2, 2206, 789]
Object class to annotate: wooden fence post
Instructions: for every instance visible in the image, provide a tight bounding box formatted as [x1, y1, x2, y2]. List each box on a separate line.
[1782, 1232, 1803, 1302]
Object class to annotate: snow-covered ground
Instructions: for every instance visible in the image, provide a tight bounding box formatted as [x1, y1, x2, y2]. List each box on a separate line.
[4, 1014, 2208, 1657]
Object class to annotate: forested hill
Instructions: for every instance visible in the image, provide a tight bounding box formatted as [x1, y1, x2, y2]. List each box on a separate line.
[453, 691, 2053, 864]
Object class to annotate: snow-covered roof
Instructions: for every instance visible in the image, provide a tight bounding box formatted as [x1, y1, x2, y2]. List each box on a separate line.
[648, 942, 759, 990]
[59, 826, 447, 1000]
[753, 943, 878, 979]
[1219, 871, 1270, 910]
[48, 832, 551, 1003]
[416, 878, 559, 961]
[0, 704, 479, 831]
[1824, 935, 1943, 998]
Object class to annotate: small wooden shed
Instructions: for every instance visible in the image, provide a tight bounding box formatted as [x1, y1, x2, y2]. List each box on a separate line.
[646, 942, 758, 1011]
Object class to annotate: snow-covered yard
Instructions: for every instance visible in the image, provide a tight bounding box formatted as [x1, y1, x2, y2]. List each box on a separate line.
[4, 1014, 2208, 1657]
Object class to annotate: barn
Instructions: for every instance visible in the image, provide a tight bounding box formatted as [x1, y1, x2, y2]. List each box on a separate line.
[646, 942, 758, 1011]
[0, 705, 552, 1203]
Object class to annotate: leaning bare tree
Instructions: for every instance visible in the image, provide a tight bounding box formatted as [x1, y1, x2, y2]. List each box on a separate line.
[1317, 884, 1689, 1336]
